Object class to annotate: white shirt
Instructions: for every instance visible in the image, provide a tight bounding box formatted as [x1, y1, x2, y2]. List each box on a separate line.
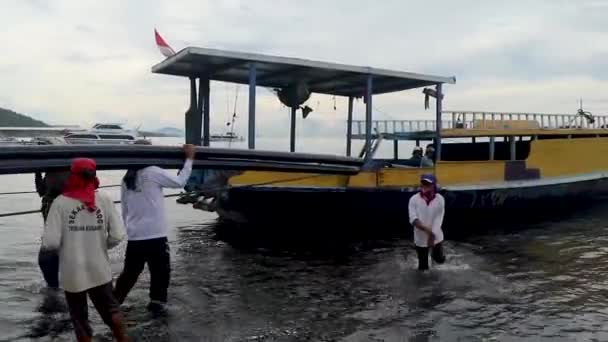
[120, 159, 193, 241]
[42, 192, 125, 293]
[408, 192, 445, 247]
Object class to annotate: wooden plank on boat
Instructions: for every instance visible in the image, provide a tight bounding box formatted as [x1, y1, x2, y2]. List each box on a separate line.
[441, 128, 608, 138]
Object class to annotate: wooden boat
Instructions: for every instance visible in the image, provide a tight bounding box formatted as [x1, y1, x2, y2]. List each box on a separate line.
[216, 109, 608, 234]
[151, 46, 608, 238]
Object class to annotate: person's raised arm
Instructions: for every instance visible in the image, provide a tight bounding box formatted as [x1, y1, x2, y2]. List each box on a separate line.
[41, 200, 62, 251]
[35, 172, 45, 197]
[149, 144, 195, 188]
[432, 196, 445, 232]
[409, 197, 434, 236]
[104, 194, 125, 249]
[120, 183, 128, 224]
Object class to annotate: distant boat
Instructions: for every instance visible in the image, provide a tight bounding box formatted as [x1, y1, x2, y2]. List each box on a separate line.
[0, 136, 66, 146]
[63, 123, 150, 145]
[0, 137, 23, 146]
[207, 132, 244, 142]
[0, 123, 151, 146]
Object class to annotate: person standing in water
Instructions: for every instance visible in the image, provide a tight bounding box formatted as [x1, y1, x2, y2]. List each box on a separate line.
[114, 144, 195, 313]
[41, 158, 128, 342]
[35, 170, 70, 290]
[408, 173, 446, 270]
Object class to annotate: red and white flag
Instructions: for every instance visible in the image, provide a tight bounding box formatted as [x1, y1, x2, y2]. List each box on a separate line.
[154, 29, 176, 58]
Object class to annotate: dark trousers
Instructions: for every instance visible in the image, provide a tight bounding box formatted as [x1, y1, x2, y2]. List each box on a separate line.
[114, 237, 171, 304]
[64, 282, 120, 340]
[415, 242, 446, 270]
[38, 247, 59, 288]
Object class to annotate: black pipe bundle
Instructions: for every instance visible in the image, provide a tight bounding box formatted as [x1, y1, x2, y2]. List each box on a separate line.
[0, 145, 363, 175]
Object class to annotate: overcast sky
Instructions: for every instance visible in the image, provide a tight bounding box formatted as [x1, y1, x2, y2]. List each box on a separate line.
[1, 0, 607, 139]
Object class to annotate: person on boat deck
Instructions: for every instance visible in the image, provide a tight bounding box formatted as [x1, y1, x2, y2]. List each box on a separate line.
[41, 158, 128, 342]
[35, 170, 70, 290]
[408, 173, 446, 271]
[114, 144, 195, 313]
[420, 145, 435, 167]
[410, 146, 423, 162]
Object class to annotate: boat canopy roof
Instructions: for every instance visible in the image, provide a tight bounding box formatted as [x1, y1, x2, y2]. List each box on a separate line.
[151, 47, 456, 97]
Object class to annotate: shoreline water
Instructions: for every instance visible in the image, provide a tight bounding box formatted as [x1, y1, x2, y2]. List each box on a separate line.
[1, 138, 608, 340]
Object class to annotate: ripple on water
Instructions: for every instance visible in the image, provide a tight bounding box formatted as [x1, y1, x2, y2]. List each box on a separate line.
[2, 196, 608, 340]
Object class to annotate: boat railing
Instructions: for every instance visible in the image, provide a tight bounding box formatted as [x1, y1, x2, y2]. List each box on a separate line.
[351, 111, 608, 138]
[444, 111, 608, 130]
[352, 120, 444, 136]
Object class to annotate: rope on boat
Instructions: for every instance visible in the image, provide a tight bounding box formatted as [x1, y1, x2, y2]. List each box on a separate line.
[0, 184, 121, 196]
[0, 174, 330, 219]
[0, 193, 182, 218]
[0, 209, 41, 217]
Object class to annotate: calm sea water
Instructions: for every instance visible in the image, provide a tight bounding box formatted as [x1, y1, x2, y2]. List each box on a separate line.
[1, 138, 608, 341]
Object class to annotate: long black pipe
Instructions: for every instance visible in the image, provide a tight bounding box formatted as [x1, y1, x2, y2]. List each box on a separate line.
[0, 146, 362, 175]
[0, 145, 363, 166]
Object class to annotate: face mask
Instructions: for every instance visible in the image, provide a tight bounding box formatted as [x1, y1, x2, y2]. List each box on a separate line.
[421, 183, 434, 193]
[420, 183, 436, 204]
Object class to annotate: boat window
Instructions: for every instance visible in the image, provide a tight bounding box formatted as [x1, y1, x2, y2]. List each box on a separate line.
[441, 140, 531, 161]
[65, 134, 98, 139]
[94, 124, 122, 130]
[98, 135, 135, 140]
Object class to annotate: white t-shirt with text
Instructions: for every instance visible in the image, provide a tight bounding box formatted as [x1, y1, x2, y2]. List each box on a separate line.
[42, 192, 125, 293]
[408, 192, 445, 247]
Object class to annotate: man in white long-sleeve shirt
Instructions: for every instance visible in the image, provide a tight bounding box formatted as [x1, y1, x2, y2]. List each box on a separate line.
[41, 158, 128, 342]
[114, 144, 195, 312]
[408, 173, 446, 271]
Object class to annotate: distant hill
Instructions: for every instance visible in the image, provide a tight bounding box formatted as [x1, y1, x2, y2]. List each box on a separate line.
[156, 127, 184, 137]
[0, 107, 187, 138]
[0, 107, 48, 127]
[138, 127, 184, 137]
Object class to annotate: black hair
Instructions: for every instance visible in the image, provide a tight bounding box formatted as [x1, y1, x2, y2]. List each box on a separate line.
[80, 169, 96, 179]
[123, 167, 144, 191]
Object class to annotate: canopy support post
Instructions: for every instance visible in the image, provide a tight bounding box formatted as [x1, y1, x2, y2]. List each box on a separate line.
[248, 63, 257, 149]
[290, 107, 296, 152]
[393, 139, 399, 160]
[185, 77, 201, 145]
[510, 136, 516, 160]
[346, 96, 354, 157]
[201, 78, 211, 147]
[435, 83, 443, 161]
[365, 75, 373, 159]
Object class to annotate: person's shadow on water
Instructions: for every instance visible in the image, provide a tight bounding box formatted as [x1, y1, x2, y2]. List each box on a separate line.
[26, 288, 72, 339]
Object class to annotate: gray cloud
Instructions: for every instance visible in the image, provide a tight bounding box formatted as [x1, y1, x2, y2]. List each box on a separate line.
[23, 0, 52, 12]
[1, 0, 607, 137]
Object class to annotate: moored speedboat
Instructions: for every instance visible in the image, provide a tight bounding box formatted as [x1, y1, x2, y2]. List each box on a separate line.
[208, 131, 244, 142]
[63, 123, 150, 145]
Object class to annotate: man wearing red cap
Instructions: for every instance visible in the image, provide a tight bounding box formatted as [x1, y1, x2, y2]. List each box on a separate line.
[41, 158, 128, 342]
[408, 173, 446, 271]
